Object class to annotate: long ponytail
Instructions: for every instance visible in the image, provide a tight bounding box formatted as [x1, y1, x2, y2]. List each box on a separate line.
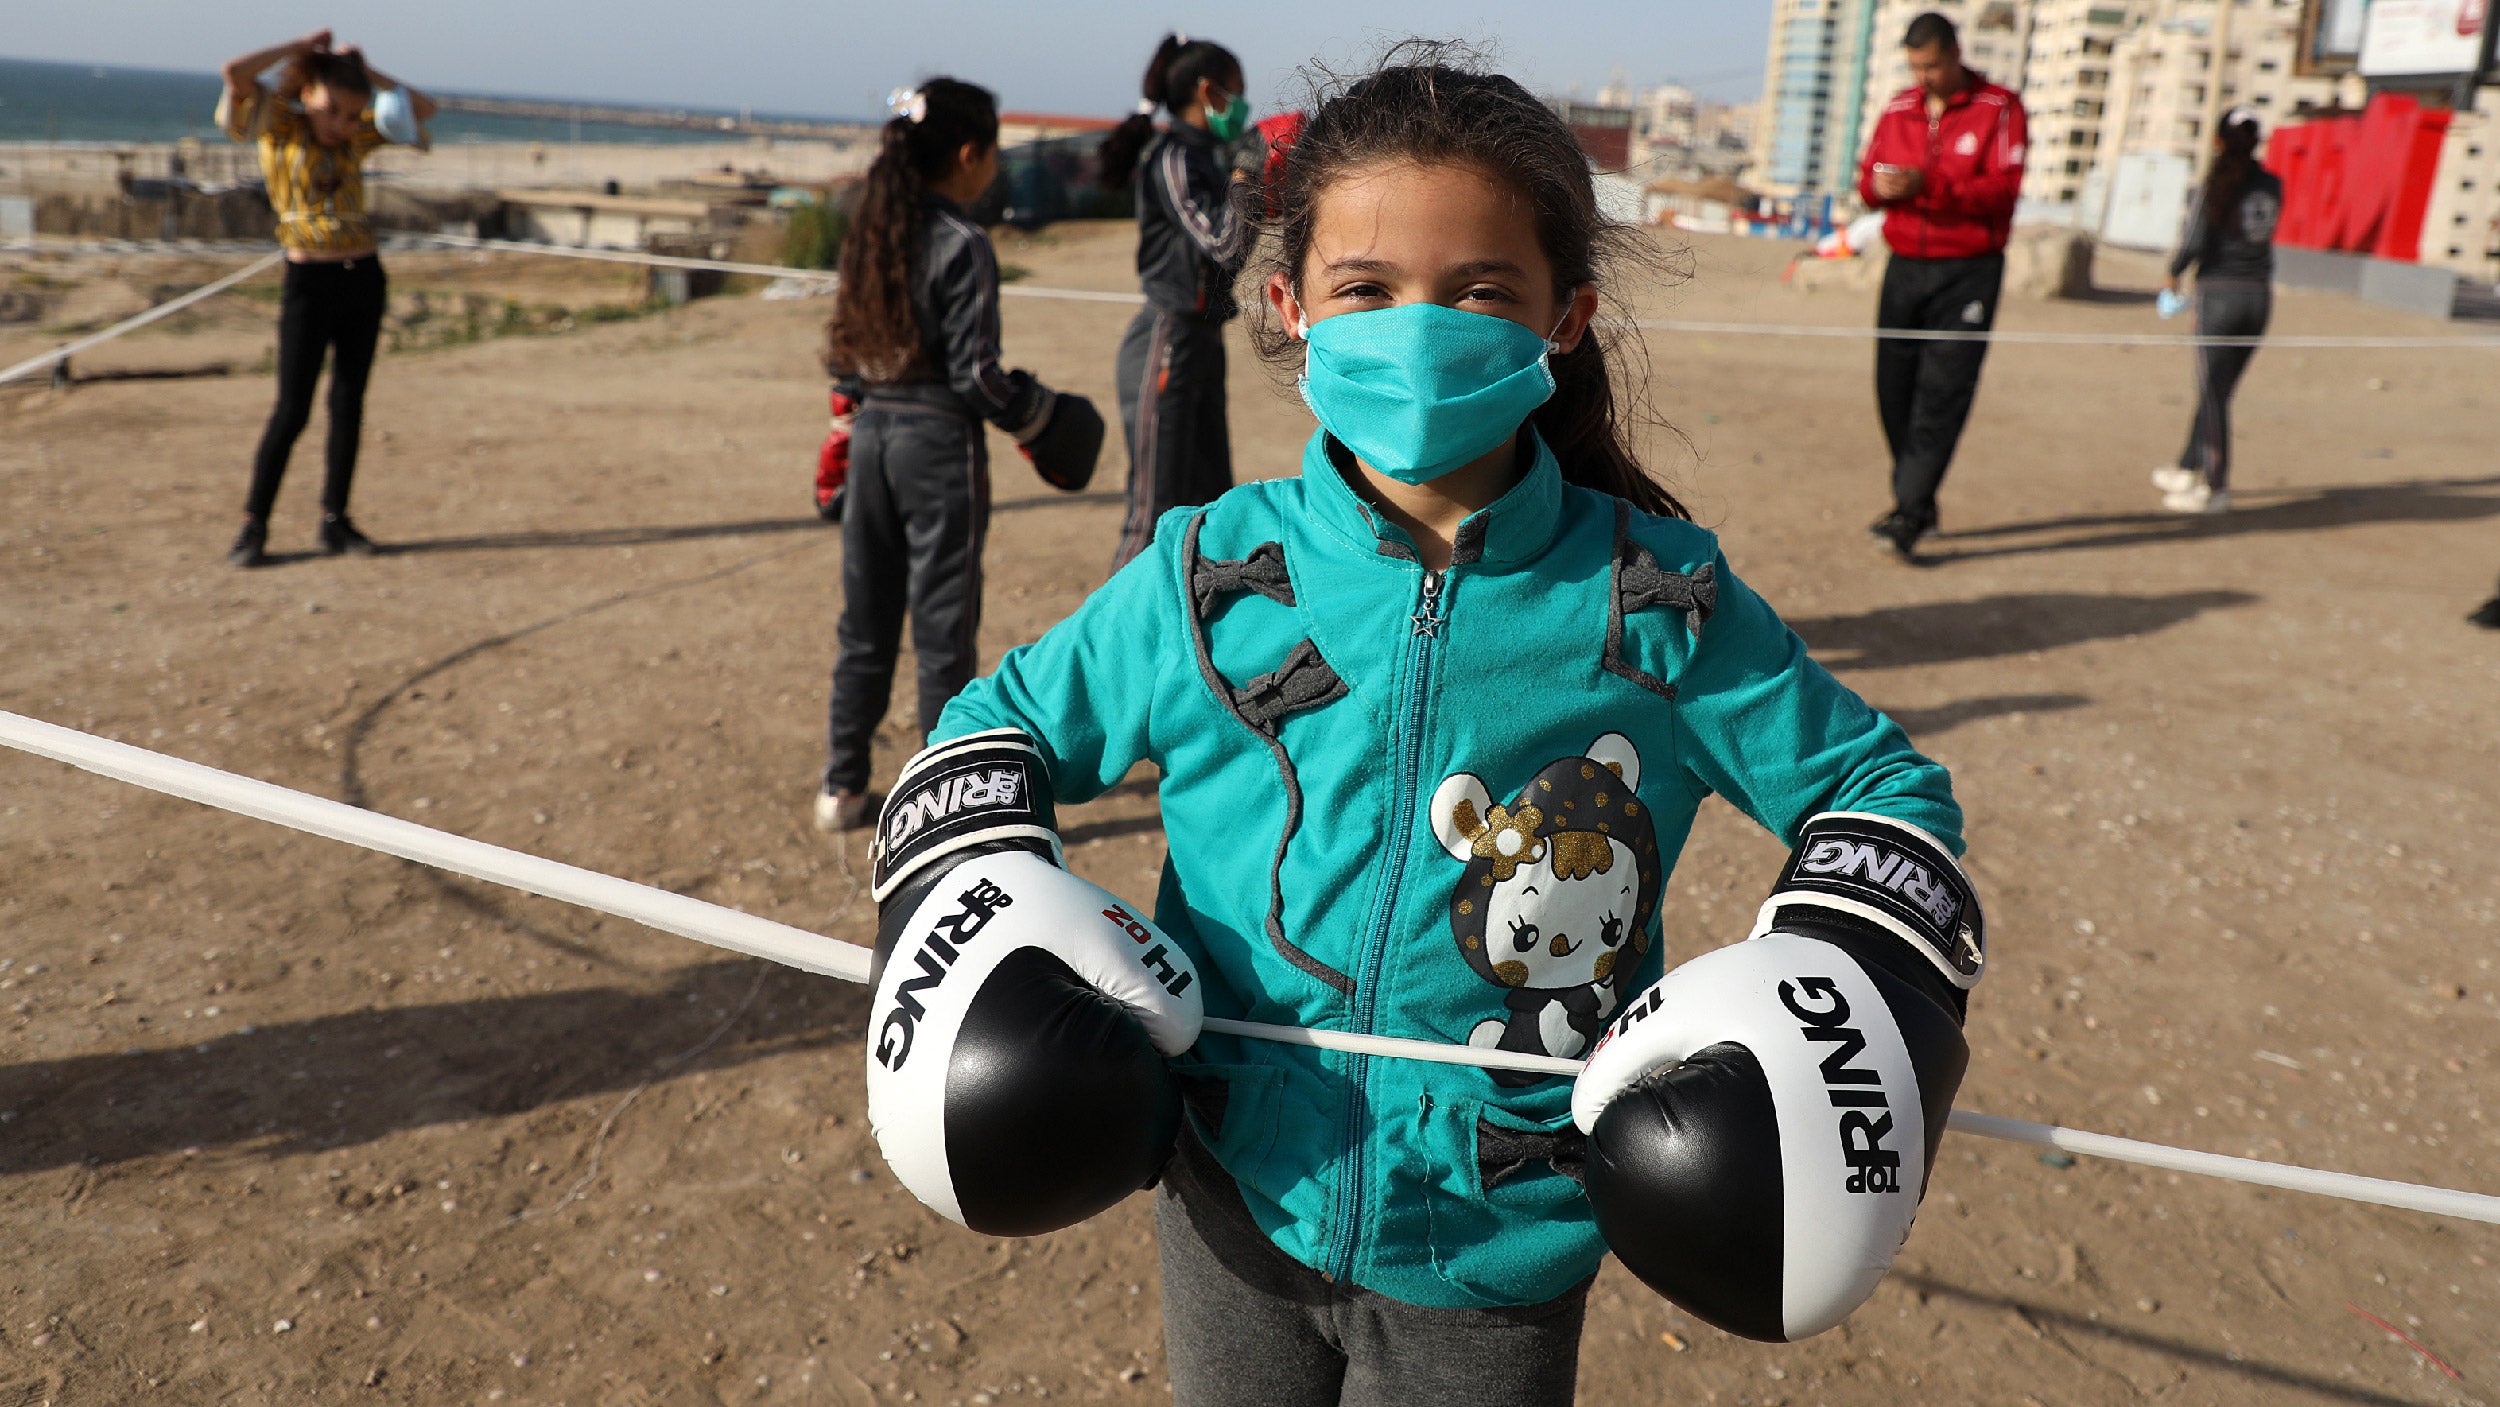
[1097, 33, 1245, 192]
[2199, 108, 2263, 238]
[826, 77, 999, 380]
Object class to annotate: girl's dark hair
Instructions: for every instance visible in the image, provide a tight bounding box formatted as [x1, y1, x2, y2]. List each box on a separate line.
[1097, 34, 1244, 192]
[1252, 45, 1690, 520]
[2200, 111, 2263, 237]
[295, 49, 373, 99]
[827, 77, 999, 380]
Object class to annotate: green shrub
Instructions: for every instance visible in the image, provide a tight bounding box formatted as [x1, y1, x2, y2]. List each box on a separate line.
[782, 197, 847, 271]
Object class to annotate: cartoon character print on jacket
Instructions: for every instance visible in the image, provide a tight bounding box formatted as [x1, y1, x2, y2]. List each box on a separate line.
[1431, 733, 1662, 1087]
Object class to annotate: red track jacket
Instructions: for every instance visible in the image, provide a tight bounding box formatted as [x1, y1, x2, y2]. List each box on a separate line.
[1856, 75, 2027, 260]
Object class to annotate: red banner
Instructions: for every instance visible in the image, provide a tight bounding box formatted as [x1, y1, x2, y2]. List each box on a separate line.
[2268, 94, 2452, 261]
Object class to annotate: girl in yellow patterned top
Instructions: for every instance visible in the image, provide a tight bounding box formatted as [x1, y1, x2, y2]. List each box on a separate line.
[218, 29, 435, 567]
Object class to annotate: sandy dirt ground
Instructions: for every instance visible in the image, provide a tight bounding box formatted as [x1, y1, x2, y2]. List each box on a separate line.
[4, 223, 2498, 1406]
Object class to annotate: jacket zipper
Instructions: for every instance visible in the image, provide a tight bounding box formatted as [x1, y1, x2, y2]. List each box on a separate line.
[1921, 106, 1942, 260]
[1325, 566, 1446, 1283]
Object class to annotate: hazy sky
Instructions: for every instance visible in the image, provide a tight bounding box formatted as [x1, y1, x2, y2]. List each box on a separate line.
[4, 2, 1770, 118]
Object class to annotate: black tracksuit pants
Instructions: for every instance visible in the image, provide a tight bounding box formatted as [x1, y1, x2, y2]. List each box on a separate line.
[823, 403, 990, 796]
[1113, 307, 1233, 571]
[2177, 281, 2270, 493]
[1876, 252, 2003, 527]
[245, 256, 388, 520]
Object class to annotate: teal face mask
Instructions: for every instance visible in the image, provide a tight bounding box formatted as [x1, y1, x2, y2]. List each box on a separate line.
[1206, 90, 1251, 143]
[1296, 302, 1564, 485]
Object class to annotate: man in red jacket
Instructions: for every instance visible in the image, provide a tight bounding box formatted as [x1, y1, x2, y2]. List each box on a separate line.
[1858, 11, 2027, 561]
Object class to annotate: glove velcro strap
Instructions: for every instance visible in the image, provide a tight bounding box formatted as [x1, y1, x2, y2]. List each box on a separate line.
[1750, 812, 1983, 990]
[870, 729, 1062, 902]
[1009, 387, 1057, 445]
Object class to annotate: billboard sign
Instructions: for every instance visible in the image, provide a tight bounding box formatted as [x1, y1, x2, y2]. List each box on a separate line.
[2298, 0, 2371, 72]
[2359, 0, 2487, 77]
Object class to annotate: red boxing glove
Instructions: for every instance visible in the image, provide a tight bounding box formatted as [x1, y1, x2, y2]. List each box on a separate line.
[816, 390, 857, 522]
[1255, 111, 1305, 213]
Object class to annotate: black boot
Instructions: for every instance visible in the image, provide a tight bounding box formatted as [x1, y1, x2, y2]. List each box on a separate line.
[227, 516, 268, 568]
[1866, 508, 1933, 564]
[318, 513, 380, 557]
[2469, 595, 2500, 630]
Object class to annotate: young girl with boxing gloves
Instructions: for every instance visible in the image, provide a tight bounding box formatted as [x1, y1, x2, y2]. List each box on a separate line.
[860, 49, 1984, 1406]
[814, 79, 1102, 832]
[1096, 34, 1262, 571]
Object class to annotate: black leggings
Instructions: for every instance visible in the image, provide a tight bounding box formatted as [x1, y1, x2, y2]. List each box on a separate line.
[2178, 282, 2270, 493]
[245, 256, 388, 520]
[1113, 307, 1233, 572]
[823, 404, 990, 796]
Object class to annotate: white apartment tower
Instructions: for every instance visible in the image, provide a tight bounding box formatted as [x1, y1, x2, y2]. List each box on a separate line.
[2101, 0, 2334, 173]
[2419, 93, 2500, 278]
[2021, 0, 2148, 206]
[1752, 0, 1879, 198]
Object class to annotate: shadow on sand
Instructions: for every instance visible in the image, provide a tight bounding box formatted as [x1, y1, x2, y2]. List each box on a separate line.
[377, 489, 1128, 558]
[0, 958, 862, 1178]
[1895, 1273, 2443, 1407]
[1791, 590, 2257, 671]
[1879, 692, 2092, 737]
[1925, 473, 2500, 566]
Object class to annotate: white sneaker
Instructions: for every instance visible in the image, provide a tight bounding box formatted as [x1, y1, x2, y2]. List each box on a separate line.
[2150, 465, 2198, 494]
[813, 788, 878, 832]
[2160, 484, 2230, 515]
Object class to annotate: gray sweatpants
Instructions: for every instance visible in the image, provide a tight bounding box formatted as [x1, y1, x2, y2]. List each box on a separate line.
[1113, 307, 1234, 572]
[1155, 1133, 1590, 1407]
[2178, 281, 2271, 492]
[822, 403, 988, 795]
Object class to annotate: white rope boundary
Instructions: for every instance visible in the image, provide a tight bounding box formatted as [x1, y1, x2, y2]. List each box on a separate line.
[11, 235, 2495, 360]
[5, 708, 2497, 1229]
[0, 251, 283, 387]
[407, 235, 2500, 349]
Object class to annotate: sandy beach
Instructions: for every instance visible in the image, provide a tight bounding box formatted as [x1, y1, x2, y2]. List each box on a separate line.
[3, 222, 2497, 1404]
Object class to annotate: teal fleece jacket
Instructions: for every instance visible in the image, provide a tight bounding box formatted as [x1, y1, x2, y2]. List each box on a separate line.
[933, 430, 1963, 1309]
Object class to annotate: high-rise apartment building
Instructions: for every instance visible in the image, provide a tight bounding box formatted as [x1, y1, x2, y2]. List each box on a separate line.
[1752, 0, 1879, 197]
[2021, 0, 2147, 206]
[2419, 92, 2500, 278]
[2101, 0, 2334, 174]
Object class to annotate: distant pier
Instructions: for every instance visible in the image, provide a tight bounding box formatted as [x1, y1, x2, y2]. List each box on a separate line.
[434, 95, 869, 143]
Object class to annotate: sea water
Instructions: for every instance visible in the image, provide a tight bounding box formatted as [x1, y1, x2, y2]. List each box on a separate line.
[0, 56, 829, 147]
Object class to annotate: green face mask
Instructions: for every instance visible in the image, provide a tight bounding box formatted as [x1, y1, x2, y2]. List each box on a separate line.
[1206, 89, 1251, 143]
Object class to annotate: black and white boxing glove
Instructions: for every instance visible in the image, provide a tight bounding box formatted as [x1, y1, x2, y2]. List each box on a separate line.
[865, 729, 1202, 1237]
[1570, 812, 1982, 1342]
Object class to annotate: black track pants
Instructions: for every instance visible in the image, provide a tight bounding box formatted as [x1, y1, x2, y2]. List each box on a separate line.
[823, 405, 989, 796]
[244, 255, 387, 520]
[1113, 307, 1233, 571]
[2177, 282, 2270, 493]
[1875, 252, 2003, 526]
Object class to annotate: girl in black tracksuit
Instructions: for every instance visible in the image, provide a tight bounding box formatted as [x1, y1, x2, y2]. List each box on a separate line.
[1098, 35, 1259, 571]
[815, 79, 1076, 829]
[2156, 107, 2280, 514]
